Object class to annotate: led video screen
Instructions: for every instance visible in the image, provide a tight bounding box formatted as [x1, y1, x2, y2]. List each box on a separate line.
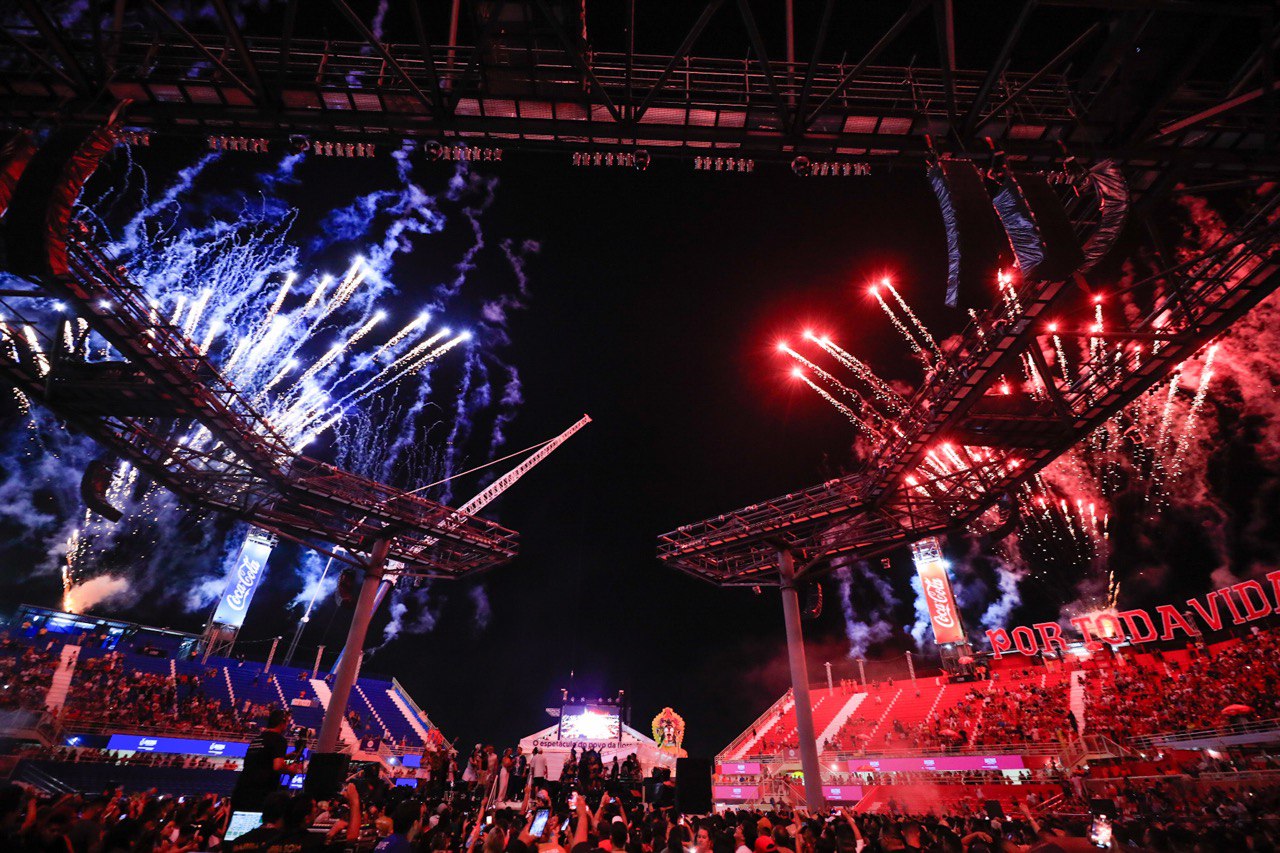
[558, 704, 621, 740]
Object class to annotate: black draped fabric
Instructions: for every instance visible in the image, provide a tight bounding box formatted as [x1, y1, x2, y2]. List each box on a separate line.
[929, 161, 1015, 308]
[1080, 160, 1130, 273]
[929, 165, 962, 307]
[992, 174, 1045, 277]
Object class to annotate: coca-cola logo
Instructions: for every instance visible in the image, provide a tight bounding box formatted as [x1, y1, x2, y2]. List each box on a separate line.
[923, 575, 956, 627]
[225, 557, 263, 611]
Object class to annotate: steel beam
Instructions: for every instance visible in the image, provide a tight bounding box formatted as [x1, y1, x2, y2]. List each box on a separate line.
[212, 0, 269, 105]
[533, 0, 622, 122]
[16, 0, 92, 96]
[633, 0, 726, 122]
[963, 1, 1037, 137]
[793, 0, 836, 135]
[141, 0, 255, 99]
[802, 0, 931, 131]
[734, 0, 791, 130]
[329, 0, 437, 117]
[974, 22, 1105, 133]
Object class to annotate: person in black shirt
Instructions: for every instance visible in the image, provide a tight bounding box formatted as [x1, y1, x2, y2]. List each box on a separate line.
[234, 709, 304, 811]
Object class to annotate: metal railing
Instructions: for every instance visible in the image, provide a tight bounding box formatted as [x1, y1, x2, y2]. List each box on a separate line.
[1129, 718, 1280, 750]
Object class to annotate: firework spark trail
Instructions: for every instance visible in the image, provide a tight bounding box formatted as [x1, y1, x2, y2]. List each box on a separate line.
[883, 279, 944, 361]
[810, 335, 909, 413]
[796, 371, 880, 437]
[182, 289, 213, 339]
[1050, 325, 1071, 383]
[292, 332, 469, 436]
[377, 312, 430, 355]
[302, 275, 333, 313]
[22, 326, 50, 376]
[997, 269, 1023, 315]
[1171, 344, 1219, 475]
[288, 310, 386, 392]
[228, 273, 297, 372]
[969, 308, 988, 343]
[1156, 363, 1185, 447]
[780, 345, 888, 428]
[871, 286, 924, 356]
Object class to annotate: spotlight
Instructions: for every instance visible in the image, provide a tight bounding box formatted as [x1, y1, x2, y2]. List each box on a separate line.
[116, 130, 151, 147]
[693, 156, 754, 173]
[425, 141, 501, 162]
[571, 149, 649, 169]
[207, 136, 270, 153]
[309, 140, 376, 158]
[286, 135, 310, 154]
[793, 156, 870, 177]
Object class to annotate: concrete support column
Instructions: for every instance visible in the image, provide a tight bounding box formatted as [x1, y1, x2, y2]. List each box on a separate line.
[778, 549, 825, 809]
[317, 538, 389, 753]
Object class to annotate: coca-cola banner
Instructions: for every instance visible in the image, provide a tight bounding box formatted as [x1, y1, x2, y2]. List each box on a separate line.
[211, 532, 275, 629]
[915, 556, 966, 645]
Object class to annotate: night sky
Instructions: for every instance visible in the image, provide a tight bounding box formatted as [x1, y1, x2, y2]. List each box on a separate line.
[2, 2, 1277, 760]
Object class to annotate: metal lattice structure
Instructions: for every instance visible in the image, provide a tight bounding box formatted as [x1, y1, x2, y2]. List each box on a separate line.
[0, 1, 1277, 194]
[658, 197, 1280, 586]
[0, 235, 518, 577]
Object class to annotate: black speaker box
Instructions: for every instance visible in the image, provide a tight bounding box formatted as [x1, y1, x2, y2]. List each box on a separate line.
[303, 752, 352, 800]
[675, 757, 712, 814]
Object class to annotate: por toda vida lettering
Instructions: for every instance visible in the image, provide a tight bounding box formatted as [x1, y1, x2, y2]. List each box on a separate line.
[986, 572, 1280, 658]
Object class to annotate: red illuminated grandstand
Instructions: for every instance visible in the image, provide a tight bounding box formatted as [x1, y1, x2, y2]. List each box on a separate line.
[715, 627, 1280, 813]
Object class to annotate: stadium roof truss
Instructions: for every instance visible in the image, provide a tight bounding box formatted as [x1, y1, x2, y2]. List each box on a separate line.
[0, 0, 1276, 194]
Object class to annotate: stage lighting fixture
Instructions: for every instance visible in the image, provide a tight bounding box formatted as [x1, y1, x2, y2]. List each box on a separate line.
[693, 156, 753, 173]
[310, 141, 376, 158]
[424, 141, 501, 162]
[570, 150, 649, 170]
[792, 156, 870, 177]
[286, 135, 310, 154]
[116, 130, 151, 147]
[207, 136, 270, 153]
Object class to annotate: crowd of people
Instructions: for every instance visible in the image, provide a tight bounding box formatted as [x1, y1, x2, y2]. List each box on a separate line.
[2, 768, 1279, 852]
[14, 745, 235, 771]
[64, 653, 245, 735]
[0, 637, 59, 712]
[762, 632, 1280, 763]
[820, 679, 1075, 756]
[1083, 631, 1280, 742]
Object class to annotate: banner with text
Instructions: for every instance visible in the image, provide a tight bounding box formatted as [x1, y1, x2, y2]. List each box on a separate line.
[211, 532, 274, 629]
[985, 573, 1280, 658]
[914, 551, 966, 645]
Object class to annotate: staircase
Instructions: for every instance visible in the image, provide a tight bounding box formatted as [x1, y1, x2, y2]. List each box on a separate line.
[270, 676, 288, 708]
[353, 684, 390, 737]
[385, 686, 432, 745]
[44, 645, 81, 710]
[819, 693, 865, 747]
[864, 689, 903, 745]
[1069, 671, 1087, 734]
[729, 694, 794, 759]
[221, 668, 237, 709]
[310, 679, 361, 753]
